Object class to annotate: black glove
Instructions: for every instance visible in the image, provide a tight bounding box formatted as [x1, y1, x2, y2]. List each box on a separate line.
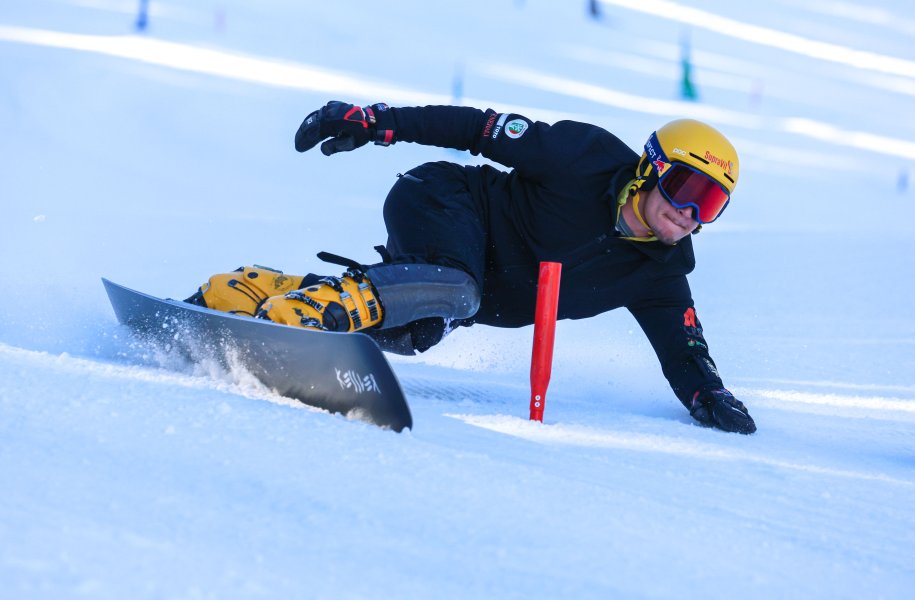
[294, 101, 395, 156]
[689, 387, 757, 434]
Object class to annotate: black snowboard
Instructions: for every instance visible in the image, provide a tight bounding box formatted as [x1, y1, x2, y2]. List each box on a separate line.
[102, 279, 412, 432]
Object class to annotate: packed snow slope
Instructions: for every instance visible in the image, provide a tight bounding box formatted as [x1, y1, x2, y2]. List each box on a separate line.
[1, 0, 914, 598]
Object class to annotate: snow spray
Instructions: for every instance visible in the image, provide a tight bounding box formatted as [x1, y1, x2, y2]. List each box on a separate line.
[529, 261, 561, 422]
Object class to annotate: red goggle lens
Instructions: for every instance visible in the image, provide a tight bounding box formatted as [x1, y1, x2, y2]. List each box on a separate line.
[659, 164, 730, 224]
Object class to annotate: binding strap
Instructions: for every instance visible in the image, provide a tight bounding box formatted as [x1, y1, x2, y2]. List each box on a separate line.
[316, 246, 393, 271]
[316, 251, 364, 271]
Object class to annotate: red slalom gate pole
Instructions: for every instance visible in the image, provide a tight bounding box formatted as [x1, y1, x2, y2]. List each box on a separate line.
[529, 261, 562, 422]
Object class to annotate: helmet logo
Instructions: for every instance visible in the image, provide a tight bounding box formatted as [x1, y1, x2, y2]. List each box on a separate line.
[704, 150, 733, 175]
[672, 147, 687, 156]
[652, 158, 670, 176]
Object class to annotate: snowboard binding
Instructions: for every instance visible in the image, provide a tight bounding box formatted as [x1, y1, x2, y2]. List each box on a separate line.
[187, 265, 383, 332]
[257, 270, 383, 332]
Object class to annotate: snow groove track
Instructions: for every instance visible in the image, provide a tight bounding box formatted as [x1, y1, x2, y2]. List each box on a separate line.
[401, 375, 526, 405]
[448, 413, 915, 487]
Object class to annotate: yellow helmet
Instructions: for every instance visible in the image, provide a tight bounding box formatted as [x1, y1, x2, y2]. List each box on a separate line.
[637, 119, 739, 223]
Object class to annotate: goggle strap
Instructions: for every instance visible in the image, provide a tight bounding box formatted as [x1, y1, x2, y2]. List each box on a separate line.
[636, 154, 653, 180]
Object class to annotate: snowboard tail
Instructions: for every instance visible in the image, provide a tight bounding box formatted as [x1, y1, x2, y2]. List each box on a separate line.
[102, 278, 412, 432]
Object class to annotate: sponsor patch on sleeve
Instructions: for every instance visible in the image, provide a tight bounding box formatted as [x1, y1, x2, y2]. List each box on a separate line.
[504, 118, 528, 139]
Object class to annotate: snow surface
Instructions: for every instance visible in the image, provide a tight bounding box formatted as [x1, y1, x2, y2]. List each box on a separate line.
[1, 0, 914, 597]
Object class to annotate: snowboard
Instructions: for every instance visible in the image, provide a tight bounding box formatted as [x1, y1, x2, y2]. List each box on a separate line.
[102, 279, 412, 432]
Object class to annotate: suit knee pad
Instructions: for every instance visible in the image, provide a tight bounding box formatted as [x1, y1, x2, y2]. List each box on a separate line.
[366, 263, 481, 329]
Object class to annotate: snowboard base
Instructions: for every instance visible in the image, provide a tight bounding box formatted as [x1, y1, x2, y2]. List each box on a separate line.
[102, 278, 412, 432]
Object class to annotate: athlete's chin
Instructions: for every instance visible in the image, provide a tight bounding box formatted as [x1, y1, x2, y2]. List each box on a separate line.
[650, 222, 683, 245]
[656, 216, 696, 244]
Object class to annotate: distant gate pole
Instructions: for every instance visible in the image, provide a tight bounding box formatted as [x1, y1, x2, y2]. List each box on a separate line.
[135, 0, 149, 32]
[529, 261, 562, 422]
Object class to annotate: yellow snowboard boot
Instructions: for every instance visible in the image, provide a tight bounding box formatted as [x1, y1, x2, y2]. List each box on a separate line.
[257, 273, 383, 332]
[186, 266, 304, 317]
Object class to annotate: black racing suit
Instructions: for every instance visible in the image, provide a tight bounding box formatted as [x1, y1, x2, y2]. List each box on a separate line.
[369, 106, 724, 410]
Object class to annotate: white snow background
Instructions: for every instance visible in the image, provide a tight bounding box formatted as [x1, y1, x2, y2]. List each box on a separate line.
[1, 0, 914, 598]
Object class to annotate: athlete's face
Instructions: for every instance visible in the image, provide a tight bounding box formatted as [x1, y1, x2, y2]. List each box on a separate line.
[641, 186, 700, 245]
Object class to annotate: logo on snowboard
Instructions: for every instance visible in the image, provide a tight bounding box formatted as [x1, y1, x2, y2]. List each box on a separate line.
[336, 368, 382, 394]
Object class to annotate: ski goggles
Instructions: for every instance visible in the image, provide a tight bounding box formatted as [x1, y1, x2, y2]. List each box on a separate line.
[644, 134, 731, 224]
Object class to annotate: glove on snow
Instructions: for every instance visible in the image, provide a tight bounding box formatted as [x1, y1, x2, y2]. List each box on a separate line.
[294, 101, 395, 156]
[689, 387, 757, 434]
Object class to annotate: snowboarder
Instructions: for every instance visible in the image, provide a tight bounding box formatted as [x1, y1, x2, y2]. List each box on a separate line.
[187, 101, 756, 434]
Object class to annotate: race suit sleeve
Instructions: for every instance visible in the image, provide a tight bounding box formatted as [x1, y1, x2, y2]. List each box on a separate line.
[627, 275, 725, 408]
[388, 105, 635, 186]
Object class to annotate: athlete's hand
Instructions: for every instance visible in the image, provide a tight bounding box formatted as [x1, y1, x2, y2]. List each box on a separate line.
[294, 101, 395, 156]
[689, 387, 757, 434]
